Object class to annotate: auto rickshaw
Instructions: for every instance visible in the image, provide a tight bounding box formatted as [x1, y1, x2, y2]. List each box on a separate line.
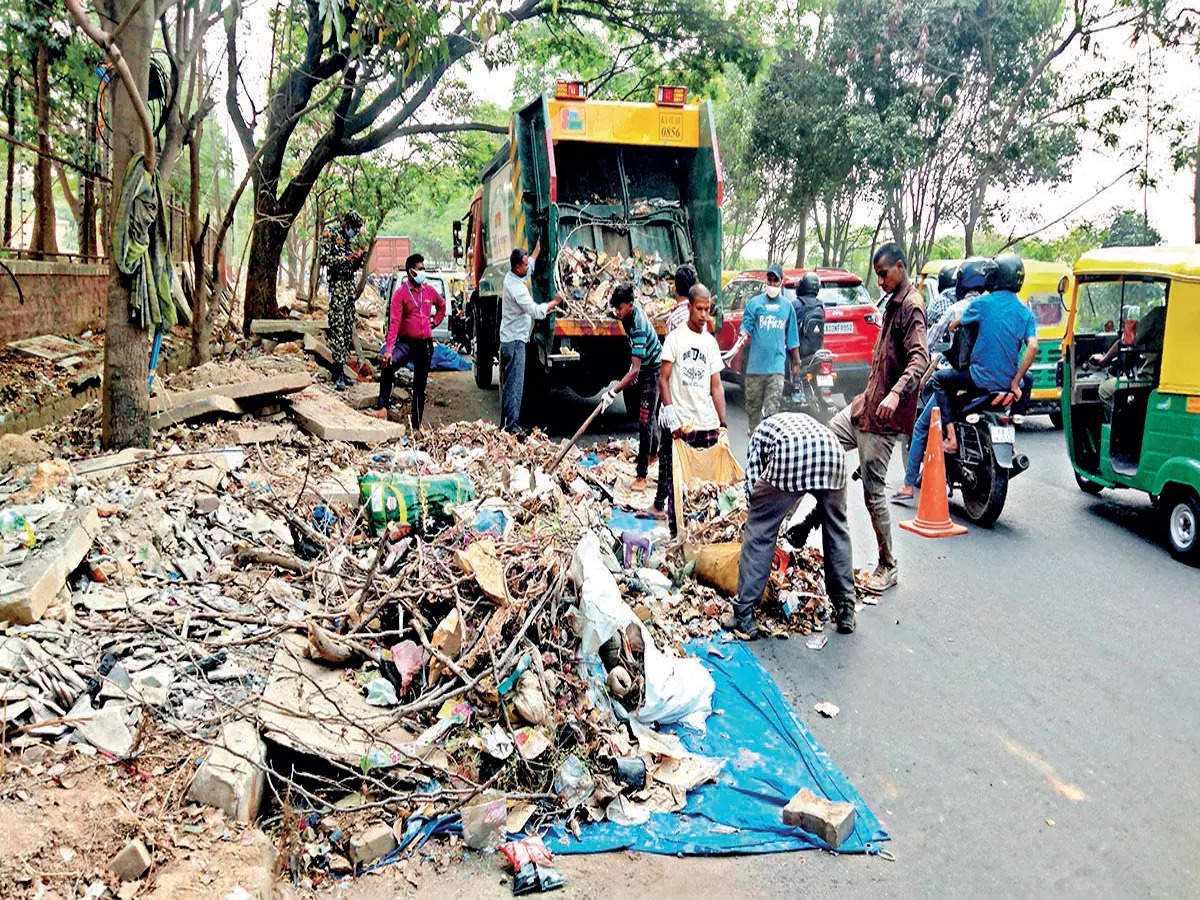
[1020, 260, 1073, 427]
[1060, 246, 1200, 564]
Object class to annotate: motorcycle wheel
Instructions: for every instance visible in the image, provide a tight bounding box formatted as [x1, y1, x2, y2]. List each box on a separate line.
[958, 439, 1009, 527]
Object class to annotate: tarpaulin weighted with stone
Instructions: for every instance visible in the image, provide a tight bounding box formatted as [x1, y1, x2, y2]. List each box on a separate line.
[547, 637, 890, 855]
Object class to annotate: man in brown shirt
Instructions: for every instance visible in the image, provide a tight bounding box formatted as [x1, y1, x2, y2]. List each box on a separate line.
[828, 242, 929, 593]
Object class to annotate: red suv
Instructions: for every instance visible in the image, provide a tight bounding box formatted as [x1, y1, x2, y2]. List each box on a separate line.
[718, 268, 881, 398]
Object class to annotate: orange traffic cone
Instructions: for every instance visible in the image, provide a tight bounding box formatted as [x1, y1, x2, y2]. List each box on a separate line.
[899, 406, 967, 538]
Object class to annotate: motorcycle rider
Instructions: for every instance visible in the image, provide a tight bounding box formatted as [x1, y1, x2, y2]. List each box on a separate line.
[925, 264, 960, 331]
[892, 253, 1037, 504]
[792, 272, 826, 358]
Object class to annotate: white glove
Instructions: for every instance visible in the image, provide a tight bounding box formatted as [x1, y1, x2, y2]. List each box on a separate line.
[659, 404, 684, 432]
[721, 336, 746, 363]
[598, 388, 618, 412]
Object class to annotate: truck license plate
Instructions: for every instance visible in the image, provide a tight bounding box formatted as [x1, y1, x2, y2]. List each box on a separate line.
[825, 322, 853, 334]
[989, 424, 1015, 444]
[816, 375, 834, 387]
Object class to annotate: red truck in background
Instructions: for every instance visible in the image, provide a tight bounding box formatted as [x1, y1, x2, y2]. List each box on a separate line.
[719, 267, 881, 399]
[368, 236, 412, 276]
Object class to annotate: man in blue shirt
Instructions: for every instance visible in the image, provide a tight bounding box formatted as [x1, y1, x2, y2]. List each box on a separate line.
[725, 264, 800, 434]
[892, 254, 1037, 503]
[604, 283, 664, 491]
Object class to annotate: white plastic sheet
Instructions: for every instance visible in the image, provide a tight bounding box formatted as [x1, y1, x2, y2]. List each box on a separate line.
[571, 532, 714, 731]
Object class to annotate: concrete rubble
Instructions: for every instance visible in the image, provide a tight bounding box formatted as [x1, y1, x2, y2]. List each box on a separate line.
[0, 313, 865, 893]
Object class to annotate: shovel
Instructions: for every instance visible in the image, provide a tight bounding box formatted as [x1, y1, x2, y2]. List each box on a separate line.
[548, 398, 608, 473]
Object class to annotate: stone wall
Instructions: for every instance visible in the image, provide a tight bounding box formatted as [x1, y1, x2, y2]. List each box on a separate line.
[0, 260, 109, 343]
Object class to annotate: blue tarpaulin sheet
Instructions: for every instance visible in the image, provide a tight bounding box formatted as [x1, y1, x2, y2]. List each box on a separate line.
[547, 637, 890, 856]
[402, 342, 470, 372]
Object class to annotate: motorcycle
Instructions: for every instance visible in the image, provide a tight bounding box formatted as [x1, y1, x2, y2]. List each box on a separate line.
[779, 349, 837, 424]
[942, 389, 1030, 527]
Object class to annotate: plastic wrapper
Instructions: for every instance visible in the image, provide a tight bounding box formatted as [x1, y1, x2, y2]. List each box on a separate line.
[513, 862, 566, 895]
[461, 791, 508, 851]
[358, 472, 475, 532]
[552, 754, 595, 806]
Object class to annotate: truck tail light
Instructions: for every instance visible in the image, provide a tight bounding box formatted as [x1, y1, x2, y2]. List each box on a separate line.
[654, 85, 687, 107]
[555, 81, 587, 101]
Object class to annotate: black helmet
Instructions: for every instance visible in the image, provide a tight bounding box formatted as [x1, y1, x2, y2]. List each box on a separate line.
[798, 272, 821, 297]
[957, 256, 996, 299]
[992, 253, 1025, 293]
[937, 264, 958, 293]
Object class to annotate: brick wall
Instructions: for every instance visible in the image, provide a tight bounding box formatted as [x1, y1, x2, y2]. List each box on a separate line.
[0, 260, 109, 343]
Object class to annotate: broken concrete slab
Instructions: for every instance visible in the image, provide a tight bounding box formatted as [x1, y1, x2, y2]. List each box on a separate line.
[343, 381, 382, 410]
[250, 317, 328, 337]
[73, 448, 156, 477]
[286, 386, 404, 444]
[110, 839, 152, 881]
[0, 506, 98, 625]
[149, 372, 312, 415]
[348, 823, 397, 865]
[316, 467, 361, 506]
[258, 634, 414, 766]
[7, 334, 86, 361]
[187, 719, 267, 822]
[782, 787, 856, 849]
[70, 695, 137, 759]
[151, 394, 245, 429]
[233, 424, 285, 445]
[300, 333, 355, 381]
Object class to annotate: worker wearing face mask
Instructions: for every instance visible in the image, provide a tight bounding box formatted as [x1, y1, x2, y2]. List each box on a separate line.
[373, 253, 446, 430]
[724, 264, 800, 434]
[319, 210, 369, 389]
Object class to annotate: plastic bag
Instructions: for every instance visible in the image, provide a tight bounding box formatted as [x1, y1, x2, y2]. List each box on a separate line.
[671, 438, 744, 534]
[552, 754, 595, 806]
[694, 542, 741, 596]
[461, 791, 507, 851]
[571, 532, 714, 731]
[359, 472, 475, 532]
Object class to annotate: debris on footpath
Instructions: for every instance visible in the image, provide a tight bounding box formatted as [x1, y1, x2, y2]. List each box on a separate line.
[0, 363, 869, 893]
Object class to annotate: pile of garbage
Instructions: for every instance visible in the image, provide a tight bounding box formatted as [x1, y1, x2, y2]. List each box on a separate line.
[555, 246, 679, 324]
[0, 408, 851, 892]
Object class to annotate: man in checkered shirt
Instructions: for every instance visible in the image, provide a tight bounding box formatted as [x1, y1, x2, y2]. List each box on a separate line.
[723, 412, 857, 638]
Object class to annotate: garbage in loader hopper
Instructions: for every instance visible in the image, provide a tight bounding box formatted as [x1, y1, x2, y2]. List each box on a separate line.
[554, 244, 679, 326]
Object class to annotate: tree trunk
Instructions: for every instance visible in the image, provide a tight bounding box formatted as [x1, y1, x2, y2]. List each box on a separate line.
[31, 41, 58, 258]
[307, 208, 324, 302]
[794, 208, 806, 268]
[284, 229, 298, 289]
[188, 126, 213, 365]
[1194, 118, 1199, 245]
[964, 189, 982, 257]
[242, 200, 288, 331]
[101, 0, 153, 450]
[3, 65, 14, 248]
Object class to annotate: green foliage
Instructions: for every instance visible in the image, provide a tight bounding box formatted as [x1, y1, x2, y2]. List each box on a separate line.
[1102, 207, 1163, 246]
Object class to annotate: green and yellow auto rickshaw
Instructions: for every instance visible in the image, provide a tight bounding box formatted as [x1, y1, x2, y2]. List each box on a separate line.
[1060, 246, 1200, 564]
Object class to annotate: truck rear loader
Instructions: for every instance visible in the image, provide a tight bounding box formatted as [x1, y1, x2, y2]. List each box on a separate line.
[454, 85, 724, 419]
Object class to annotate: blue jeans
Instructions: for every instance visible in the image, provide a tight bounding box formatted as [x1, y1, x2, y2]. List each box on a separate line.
[905, 368, 978, 487]
[500, 340, 526, 430]
[905, 397, 936, 487]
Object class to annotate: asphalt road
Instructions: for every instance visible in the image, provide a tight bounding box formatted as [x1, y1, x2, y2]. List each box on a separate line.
[427, 370, 1200, 898]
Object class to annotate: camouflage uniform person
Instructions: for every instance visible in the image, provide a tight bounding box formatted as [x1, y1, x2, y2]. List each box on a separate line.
[319, 211, 367, 389]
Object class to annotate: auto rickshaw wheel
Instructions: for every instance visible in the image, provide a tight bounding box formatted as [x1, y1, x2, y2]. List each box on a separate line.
[1048, 410, 1063, 429]
[1163, 488, 1200, 566]
[1074, 472, 1103, 495]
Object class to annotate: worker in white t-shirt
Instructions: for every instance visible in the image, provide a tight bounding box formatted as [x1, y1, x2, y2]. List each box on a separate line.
[653, 283, 728, 531]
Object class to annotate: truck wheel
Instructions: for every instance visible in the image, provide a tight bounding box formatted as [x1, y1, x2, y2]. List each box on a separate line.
[1049, 410, 1064, 429]
[1163, 488, 1200, 566]
[472, 304, 493, 389]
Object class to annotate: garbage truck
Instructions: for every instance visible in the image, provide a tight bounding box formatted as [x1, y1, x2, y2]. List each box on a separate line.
[453, 83, 724, 416]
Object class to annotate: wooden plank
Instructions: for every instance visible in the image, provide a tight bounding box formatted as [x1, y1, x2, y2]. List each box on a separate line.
[251, 318, 328, 336]
[286, 386, 404, 444]
[7, 334, 86, 361]
[149, 372, 311, 414]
